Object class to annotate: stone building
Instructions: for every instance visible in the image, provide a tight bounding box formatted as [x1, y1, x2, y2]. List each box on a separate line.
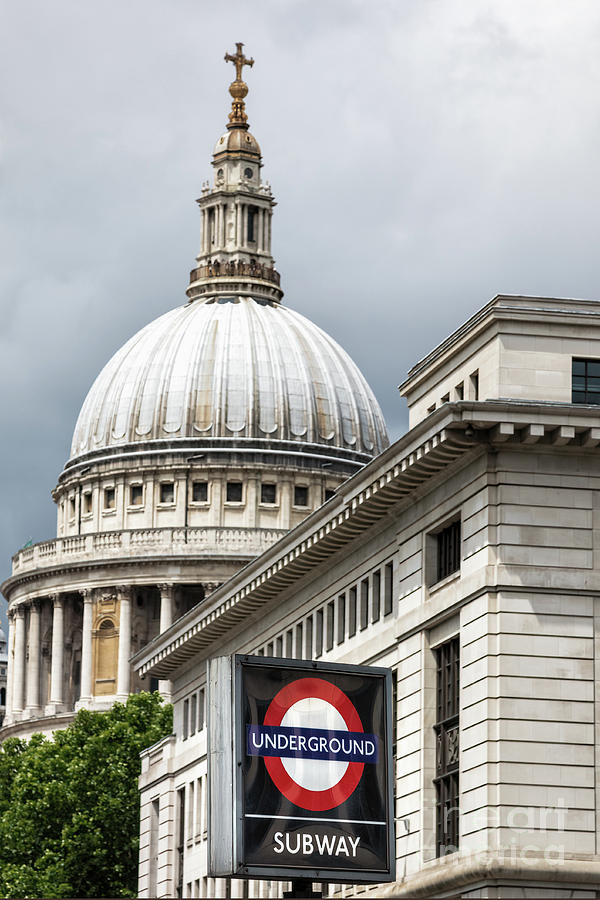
[135, 294, 600, 898]
[0, 46, 388, 740]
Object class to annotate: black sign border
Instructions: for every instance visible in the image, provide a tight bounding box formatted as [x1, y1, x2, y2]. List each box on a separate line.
[233, 655, 396, 885]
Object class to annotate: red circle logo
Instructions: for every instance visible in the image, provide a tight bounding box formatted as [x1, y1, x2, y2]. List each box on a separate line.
[262, 677, 364, 811]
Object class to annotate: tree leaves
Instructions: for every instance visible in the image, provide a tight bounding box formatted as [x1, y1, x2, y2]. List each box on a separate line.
[0, 692, 172, 898]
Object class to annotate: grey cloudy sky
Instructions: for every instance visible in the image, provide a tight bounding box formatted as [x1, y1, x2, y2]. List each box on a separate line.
[2, 0, 600, 627]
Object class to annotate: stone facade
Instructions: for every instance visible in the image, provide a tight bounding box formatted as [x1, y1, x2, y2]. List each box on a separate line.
[135, 295, 600, 898]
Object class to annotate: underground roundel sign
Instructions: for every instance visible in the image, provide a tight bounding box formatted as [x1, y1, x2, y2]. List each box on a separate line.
[236, 656, 394, 883]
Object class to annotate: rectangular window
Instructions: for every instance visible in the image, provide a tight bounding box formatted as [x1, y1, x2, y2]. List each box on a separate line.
[348, 586, 357, 637]
[266, 641, 274, 657]
[295, 623, 303, 660]
[261, 483, 277, 504]
[160, 482, 175, 504]
[372, 570, 381, 623]
[130, 484, 143, 505]
[337, 594, 346, 644]
[436, 520, 461, 583]
[572, 358, 600, 404]
[326, 600, 335, 652]
[195, 777, 203, 838]
[276, 635, 283, 656]
[360, 579, 369, 630]
[434, 636, 460, 857]
[455, 382, 464, 400]
[150, 799, 159, 897]
[83, 492, 92, 514]
[188, 781, 195, 840]
[190, 694, 197, 736]
[192, 481, 208, 502]
[392, 670, 398, 759]
[470, 370, 479, 401]
[103, 487, 115, 510]
[304, 617, 313, 658]
[286, 629, 293, 657]
[384, 561, 393, 615]
[226, 481, 243, 503]
[182, 699, 189, 741]
[69, 497, 76, 519]
[176, 788, 185, 899]
[294, 485, 309, 507]
[247, 206, 256, 243]
[441, 393, 450, 404]
[315, 608, 324, 658]
[325, 488, 336, 502]
[198, 689, 205, 730]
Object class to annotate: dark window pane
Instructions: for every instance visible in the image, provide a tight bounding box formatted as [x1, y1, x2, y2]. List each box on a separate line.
[573, 360, 586, 375]
[384, 562, 393, 615]
[294, 485, 309, 507]
[372, 570, 381, 622]
[337, 594, 345, 644]
[360, 579, 369, 630]
[261, 483, 277, 504]
[348, 586, 357, 637]
[226, 482, 243, 503]
[160, 483, 174, 504]
[437, 521, 461, 582]
[192, 481, 208, 502]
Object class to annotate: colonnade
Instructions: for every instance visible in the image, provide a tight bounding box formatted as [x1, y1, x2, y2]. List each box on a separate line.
[200, 202, 272, 254]
[3, 583, 179, 729]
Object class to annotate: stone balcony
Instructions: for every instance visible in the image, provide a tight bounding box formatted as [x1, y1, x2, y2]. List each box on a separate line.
[11, 526, 288, 576]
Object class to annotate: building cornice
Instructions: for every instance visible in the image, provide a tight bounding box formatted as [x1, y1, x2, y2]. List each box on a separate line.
[399, 294, 600, 395]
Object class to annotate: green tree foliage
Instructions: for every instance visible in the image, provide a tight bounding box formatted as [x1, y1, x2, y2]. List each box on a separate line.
[0, 692, 172, 898]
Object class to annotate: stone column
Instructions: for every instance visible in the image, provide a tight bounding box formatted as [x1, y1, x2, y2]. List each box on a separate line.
[79, 589, 93, 704]
[4, 611, 15, 724]
[49, 594, 65, 711]
[201, 209, 207, 254]
[159, 583, 174, 634]
[158, 584, 175, 701]
[25, 600, 41, 714]
[11, 606, 26, 715]
[117, 585, 132, 700]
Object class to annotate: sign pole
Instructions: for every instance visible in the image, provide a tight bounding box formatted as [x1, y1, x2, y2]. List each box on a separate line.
[283, 878, 322, 898]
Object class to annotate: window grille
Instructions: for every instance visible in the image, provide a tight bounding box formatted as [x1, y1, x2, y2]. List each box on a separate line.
[572, 358, 600, 404]
[436, 520, 461, 582]
[434, 637, 460, 856]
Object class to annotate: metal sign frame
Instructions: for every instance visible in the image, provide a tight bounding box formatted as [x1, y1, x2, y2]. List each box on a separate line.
[208, 653, 395, 885]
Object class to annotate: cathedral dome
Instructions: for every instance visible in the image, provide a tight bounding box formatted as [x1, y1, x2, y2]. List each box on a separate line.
[69, 295, 389, 463]
[213, 129, 261, 158]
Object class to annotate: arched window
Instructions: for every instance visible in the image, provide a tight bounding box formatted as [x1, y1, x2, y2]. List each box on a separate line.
[95, 619, 117, 695]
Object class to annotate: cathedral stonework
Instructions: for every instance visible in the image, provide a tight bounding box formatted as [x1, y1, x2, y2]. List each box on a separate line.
[0, 45, 389, 739]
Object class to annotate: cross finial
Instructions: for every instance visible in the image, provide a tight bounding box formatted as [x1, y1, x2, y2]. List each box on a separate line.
[224, 42, 254, 82]
[224, 42, 254, 129]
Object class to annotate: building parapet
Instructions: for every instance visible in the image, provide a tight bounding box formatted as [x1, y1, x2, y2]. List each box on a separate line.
[9, 526, 288, 578]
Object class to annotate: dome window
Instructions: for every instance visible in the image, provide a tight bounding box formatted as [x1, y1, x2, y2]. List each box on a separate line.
[83, 492, 92, 515]
[69, 497, 76, 520]
[244, 167, 253, 179]
[260, 483, 277, 505]
[130, 484, 144, 506]
[103, 488, 115, 510]
[192, 481, 208, 503]
[294, 485, 309, 508]
[226, 481, 243, 504]
[159, 483, 175, 505]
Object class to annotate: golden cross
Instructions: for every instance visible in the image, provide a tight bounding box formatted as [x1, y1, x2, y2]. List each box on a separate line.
[224, 42, 254, 82]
